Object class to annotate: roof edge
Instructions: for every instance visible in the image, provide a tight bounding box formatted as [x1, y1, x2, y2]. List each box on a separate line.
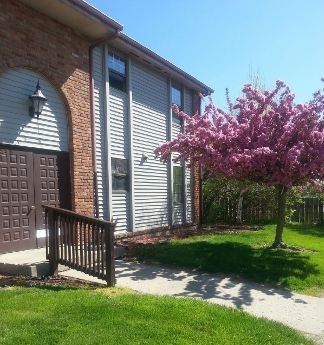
[118, 33, 214, 95]
[64, 0, 123, 32]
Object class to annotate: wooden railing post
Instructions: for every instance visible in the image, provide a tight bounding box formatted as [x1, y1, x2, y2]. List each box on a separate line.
[48, 208, 58, 276]
[105, 223, 115, 287]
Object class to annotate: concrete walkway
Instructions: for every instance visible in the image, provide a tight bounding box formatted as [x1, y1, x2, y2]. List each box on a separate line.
[61, 260, 324, 344]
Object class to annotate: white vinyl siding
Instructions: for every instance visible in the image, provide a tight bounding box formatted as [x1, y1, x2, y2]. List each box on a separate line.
[109, 89, 129, 158]
[93, 48, 130, 230]
[111, 191, 129, 230]
[132, 62, 169, 230]
[92, 46, 107, 219]
[110, 87, 130, 231]
[93, 45, 196, 232]
[0, 68, 68, 152]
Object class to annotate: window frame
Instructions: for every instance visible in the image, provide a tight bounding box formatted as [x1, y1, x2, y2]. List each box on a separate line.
[111, 157, 129, 192]
[173, 165, 184, 204]
[108, 52, 127, 92]
[171, 83, 184, 124]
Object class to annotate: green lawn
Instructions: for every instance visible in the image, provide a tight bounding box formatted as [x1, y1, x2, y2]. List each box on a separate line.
[0, 286, 313, 345]
[133, 224, 324, 296]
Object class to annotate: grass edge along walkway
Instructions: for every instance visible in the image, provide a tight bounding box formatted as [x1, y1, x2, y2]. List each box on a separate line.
[0, 286, 314, 345]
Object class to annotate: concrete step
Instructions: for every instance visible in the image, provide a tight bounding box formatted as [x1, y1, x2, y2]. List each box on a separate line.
[0, 248, 65, 277]
[0, 246, 125, 278]
[0, 261, 57, 278]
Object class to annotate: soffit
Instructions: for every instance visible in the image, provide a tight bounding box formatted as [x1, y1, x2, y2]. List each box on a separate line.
[19, 0, 122, 40]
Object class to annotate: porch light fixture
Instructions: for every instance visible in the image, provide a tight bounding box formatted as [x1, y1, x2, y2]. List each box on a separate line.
[29, 80, 47, 117]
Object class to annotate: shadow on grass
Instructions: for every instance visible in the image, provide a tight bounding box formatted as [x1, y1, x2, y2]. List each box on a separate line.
[123, 240, 320, 307]
[287, 223, 324, 238]
[134, 241, 319, 285]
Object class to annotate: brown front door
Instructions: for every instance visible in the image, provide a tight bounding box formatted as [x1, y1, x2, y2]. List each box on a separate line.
[0, 148, 36, 253]
[0, 145, 70, 253]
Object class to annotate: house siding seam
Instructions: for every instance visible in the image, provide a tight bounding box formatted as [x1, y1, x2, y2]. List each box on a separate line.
[0, 0, 94, 216]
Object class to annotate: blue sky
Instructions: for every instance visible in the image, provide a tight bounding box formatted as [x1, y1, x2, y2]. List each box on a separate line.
[89, 0, 324, 110]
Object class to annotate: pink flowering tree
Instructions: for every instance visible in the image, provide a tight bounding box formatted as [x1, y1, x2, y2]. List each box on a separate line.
[155, 80, 324, 248]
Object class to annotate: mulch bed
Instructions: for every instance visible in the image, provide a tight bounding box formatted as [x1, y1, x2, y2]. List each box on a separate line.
[116, 224, 262, 251]
[0, 274, 102, 290]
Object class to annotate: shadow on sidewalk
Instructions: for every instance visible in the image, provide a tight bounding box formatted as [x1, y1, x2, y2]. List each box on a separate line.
[115, 260, 308, 309]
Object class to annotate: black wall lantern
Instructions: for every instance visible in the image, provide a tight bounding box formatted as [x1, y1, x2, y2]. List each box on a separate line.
[29, 80, 47, 117]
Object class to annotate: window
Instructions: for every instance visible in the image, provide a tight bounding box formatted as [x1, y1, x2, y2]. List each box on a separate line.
[111, 158, 129, 191]
[171, 84, 183, 124]
[108, 52, 126, 92]
[173, 166, 184, 204]
[171, 85, 182, 108]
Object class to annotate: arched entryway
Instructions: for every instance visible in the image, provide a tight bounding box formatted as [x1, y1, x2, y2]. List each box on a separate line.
[0, 68, 71, 253]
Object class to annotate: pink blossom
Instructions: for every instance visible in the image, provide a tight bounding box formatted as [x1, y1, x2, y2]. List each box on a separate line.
[155, 80, 324, 188]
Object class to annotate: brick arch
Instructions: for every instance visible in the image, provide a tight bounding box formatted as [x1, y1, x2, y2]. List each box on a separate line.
[0, 64, 72, 142]
[0, 66, 74, 252]
[0, 63, 93, 215]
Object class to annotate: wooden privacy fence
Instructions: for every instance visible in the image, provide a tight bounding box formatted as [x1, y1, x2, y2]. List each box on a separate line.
[43, 205, 116, 286]
[292, 197, 324, 224]
[206, 197, 323, 225]
[205, 197, 276, 224]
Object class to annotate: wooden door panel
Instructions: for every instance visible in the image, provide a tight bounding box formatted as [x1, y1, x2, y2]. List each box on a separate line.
[0, 147, 36, 252]
[34, 153, 59, 231]
[34, 151, 70, 247]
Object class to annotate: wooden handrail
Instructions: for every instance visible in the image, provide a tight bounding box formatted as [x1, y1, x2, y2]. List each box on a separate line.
[43, 205, 112, 225]
[44, 206, 116, 286]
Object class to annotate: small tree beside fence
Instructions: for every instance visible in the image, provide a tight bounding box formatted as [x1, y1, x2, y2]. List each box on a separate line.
[155, 80, 324, 246]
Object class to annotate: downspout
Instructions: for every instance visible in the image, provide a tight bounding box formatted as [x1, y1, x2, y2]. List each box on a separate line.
[89, 30, 120, 217]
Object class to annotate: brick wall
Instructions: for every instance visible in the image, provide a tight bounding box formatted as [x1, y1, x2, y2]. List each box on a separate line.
[192, 93, 202, 225]
[0, 0, 94, 215]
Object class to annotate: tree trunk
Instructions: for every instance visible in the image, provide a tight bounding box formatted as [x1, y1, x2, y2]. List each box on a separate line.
[236, 187, 248, 224]
[272, 185, 289, 248]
